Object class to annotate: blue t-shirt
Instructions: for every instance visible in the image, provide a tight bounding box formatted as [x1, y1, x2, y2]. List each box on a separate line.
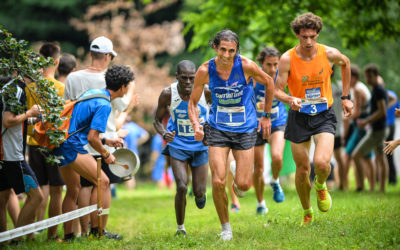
[386, 90, 399, 126]
[66, 89, 111, 147]
[208, 55, 257, 133]
[123, 121, 147, 154]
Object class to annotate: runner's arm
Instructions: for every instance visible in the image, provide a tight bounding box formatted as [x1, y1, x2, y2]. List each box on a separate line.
[153, 87, 175, 142]
[326, 46, 353, 117]
[189, 64, 207, 130]
[274, 53, 302, 110]
[362, 99, 387, 125]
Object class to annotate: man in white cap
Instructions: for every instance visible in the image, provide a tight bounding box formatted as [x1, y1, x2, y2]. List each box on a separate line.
[63, 36, 133, 240]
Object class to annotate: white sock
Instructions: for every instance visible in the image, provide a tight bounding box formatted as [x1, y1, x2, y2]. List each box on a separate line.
[270, 178, 279, 184]
[177, 224, 185, 231]
[257, 200, 266, 208]
[221, 222, 231, 232]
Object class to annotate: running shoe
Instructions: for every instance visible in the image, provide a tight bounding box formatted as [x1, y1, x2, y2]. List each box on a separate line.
[231, 203, 240, 213]
[218, 230, 233, 241]
[314, 176, 332, 212]
[301, 209, 313, 226]
[175, 229, 187, 237]
[256, 205, 268, 215]
[270, 182, 285, 203]
[230, 162, 246, 197]
[232, 182, 246, 198]
[195, 194, 207, 209]
[103, 231, 123, 240]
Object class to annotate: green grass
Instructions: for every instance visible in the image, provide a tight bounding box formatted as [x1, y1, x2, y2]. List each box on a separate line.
[4, 182, 400, 249]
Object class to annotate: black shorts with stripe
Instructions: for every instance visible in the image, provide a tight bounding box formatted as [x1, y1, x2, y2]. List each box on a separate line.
[284, 108, 336, 143]
[204, 122, 257, 150]
[0, 160, 39, 194]
[254, 125, 286, 146]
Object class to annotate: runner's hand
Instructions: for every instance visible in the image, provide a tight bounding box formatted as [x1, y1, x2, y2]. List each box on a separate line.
[104, 153, 116, 164]
[105, 138, 124, 147]
[194, 125, 204, 142]
[383, 140, 400, 155]
[258, 116, 271, 139]
[342, 99, 353, 117]
[164, 131, 175, 143]
[289, 97, 302, 111]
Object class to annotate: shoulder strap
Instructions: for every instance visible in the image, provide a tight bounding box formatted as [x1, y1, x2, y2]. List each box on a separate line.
[76, 93, 110, 103]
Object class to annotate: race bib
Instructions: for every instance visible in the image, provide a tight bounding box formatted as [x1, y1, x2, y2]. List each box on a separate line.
[299, 88, 328, 115]
[271, 106, 279, 121]
[177, 119, 194, 136]
[177, 118, 204, 136]
[216, 106, 246, 126]
[299, 98, 328, 115]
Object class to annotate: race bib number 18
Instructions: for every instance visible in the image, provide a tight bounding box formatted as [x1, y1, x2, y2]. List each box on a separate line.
[177, 119, 194, 136]
[216, 106, 246, 126]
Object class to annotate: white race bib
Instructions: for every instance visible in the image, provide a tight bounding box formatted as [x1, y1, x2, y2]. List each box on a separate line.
[216, 106, 246, 126]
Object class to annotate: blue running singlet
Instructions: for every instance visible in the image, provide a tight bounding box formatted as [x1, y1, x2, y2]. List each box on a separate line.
[254, 82, 287, 128]
[166, 82, 208, 151]
[208, 55, 257, 133]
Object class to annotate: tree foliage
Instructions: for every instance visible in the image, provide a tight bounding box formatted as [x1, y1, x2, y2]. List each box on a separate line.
[0, 27, 65, 163]
[184, 0, 400, 59]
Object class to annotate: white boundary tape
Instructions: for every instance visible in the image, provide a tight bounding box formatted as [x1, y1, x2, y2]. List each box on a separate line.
[0, 205, 97, 242]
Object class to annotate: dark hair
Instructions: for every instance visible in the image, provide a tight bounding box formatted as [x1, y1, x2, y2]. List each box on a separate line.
[177, 60, 196, 74]
[209, 30, 240, 51]
[256, 47, 281, 64]
[90, 51, 106, 60]
[291, 12, 323, 34]
[58, 53, 76, 76]
[350, 65, 360, 79]
[364, 63, 379, 76]
[39, 42, 60, 59]
[105, 65, 134, 91]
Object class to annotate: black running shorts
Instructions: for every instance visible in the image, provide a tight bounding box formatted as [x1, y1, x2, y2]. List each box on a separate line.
[284, 108, 336, 143]
[29, 145, 64, 186]
[204, 123, 257, 150]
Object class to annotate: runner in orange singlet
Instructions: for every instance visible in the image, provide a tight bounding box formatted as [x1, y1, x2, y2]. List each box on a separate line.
[274, 12, 353, 225]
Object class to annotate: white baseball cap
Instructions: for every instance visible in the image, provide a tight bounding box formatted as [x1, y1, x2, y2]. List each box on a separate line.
[90, 36, 117, 57]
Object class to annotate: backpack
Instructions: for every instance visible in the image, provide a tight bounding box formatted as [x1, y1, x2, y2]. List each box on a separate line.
[33, 91, 110, 150]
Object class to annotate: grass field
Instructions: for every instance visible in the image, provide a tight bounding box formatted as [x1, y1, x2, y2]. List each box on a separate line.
[4, 181, 400, 249]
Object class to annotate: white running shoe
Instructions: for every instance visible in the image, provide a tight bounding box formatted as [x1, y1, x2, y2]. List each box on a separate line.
[230, 161, 246, 198]
[219, 230, 233, 241]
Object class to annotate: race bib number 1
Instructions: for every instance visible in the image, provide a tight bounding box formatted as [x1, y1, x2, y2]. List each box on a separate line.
[216, 106, 246, 126]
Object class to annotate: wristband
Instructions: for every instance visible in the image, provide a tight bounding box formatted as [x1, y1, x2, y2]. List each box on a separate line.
[262, 112, 271, 118]
[162, 131, 167, 139]
[101, 149, 110, 159]
[341, 94, 351, 100]
[101, 137, 106, 145]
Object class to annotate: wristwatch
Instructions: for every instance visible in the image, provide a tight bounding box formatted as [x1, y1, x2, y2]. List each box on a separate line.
[101, 137, 106, 145]
[340, 94, 351, 100]
[262, 112, 271, 118]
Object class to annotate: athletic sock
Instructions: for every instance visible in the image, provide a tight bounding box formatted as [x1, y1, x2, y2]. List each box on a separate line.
[270, 178, 279, 184]
[314, 176, 326, 190]
[90, 227, 99, 235]
[64, 232, 75, 240]
[221, 222, 231, 232]
[177, 224, 185, 231]
[304, 207, 313, 216]
[257, 200, 266, 208]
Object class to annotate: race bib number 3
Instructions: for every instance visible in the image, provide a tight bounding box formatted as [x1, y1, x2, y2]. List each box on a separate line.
[216, 106, 246, 126]
[177, 119, 194, 136]
[299, 100, 328, 115]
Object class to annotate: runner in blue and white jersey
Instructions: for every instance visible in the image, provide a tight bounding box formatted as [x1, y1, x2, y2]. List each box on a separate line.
[188, 30, 274, 241]
[252, 47, 287, 215]
[154, 60, 211, 237]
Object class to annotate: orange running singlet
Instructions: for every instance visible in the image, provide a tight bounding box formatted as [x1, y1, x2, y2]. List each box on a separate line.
[288, 44, 333, 113]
